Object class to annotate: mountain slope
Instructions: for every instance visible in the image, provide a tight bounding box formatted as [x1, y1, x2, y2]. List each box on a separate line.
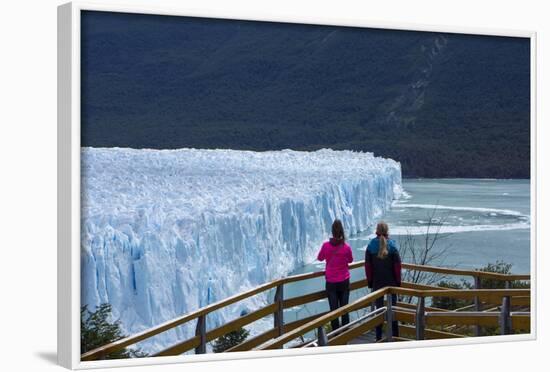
[81, 11, 530, 178]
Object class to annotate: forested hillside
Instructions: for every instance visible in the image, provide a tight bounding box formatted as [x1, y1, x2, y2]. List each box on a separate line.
[81, 11, 530, 178]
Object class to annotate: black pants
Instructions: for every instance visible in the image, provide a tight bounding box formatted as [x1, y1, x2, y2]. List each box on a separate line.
[375, 294, 399, 341]
[326, 279, 350, 331]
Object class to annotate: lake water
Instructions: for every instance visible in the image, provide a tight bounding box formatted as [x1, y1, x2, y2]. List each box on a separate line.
[281, 178, 531, 325]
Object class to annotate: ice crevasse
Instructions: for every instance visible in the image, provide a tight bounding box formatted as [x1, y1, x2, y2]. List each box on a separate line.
[80, 147, 402, 353]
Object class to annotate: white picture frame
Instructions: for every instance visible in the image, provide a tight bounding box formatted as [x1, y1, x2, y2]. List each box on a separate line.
[57, 1, 537, 369]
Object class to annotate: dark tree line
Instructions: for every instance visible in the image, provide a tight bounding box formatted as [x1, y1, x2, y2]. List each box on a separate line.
[81, 12, 530, 179]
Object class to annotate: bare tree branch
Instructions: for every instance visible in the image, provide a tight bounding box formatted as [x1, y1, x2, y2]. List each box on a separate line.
[398, 205, 458, 301]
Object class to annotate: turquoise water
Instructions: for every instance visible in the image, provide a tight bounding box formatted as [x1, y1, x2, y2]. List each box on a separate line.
[382, 179, 530, 273]
[281, 178, 531, 324]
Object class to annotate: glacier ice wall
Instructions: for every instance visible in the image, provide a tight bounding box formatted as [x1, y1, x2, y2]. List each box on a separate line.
[80, 148, 402, 353]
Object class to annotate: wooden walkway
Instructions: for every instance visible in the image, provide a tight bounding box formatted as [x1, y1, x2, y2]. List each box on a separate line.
[348, 331, 378, 344]
[81, 261, 531, 361]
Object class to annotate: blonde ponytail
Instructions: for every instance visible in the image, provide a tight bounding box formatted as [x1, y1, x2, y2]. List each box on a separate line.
[378, 235, 388, 258]
[376, 222, 389, 259]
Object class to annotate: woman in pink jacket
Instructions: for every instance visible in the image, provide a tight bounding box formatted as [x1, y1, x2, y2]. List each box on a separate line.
[317, 219, 354, 331]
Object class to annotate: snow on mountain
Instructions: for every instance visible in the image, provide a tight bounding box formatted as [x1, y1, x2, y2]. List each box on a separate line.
[80, 147, 402, 353]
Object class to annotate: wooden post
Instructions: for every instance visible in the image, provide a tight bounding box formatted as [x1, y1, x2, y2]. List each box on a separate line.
[195, 315, 207, 354]
[274, 284, 284, 337]
[317, 326, 328, 346]
[370, 288, 376, 313]
[415, 296, 425, 340]
[386, 293, 393, 342]
[474, 276, 481, 336]
[500, 296, 511, 335]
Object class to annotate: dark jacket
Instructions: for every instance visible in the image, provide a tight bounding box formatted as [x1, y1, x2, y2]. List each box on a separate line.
[364, 237, 402, 290]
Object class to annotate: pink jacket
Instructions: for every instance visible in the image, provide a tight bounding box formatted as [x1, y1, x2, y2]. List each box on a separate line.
[317, 238, 353, 283]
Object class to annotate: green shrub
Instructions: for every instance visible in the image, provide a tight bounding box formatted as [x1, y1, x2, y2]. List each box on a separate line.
[212, 327, 250, 353]
[81, 303, 147, 359]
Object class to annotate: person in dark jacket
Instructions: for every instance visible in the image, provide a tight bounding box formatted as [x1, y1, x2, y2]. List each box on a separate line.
[364, 221, 402, 341]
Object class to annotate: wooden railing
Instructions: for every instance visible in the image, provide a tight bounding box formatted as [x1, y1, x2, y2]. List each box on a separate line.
[256, 286, 531, 349]
[81, 260, 530, 361]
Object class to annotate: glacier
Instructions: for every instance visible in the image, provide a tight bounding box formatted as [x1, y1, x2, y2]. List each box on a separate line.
[80, 147, 402, 354]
